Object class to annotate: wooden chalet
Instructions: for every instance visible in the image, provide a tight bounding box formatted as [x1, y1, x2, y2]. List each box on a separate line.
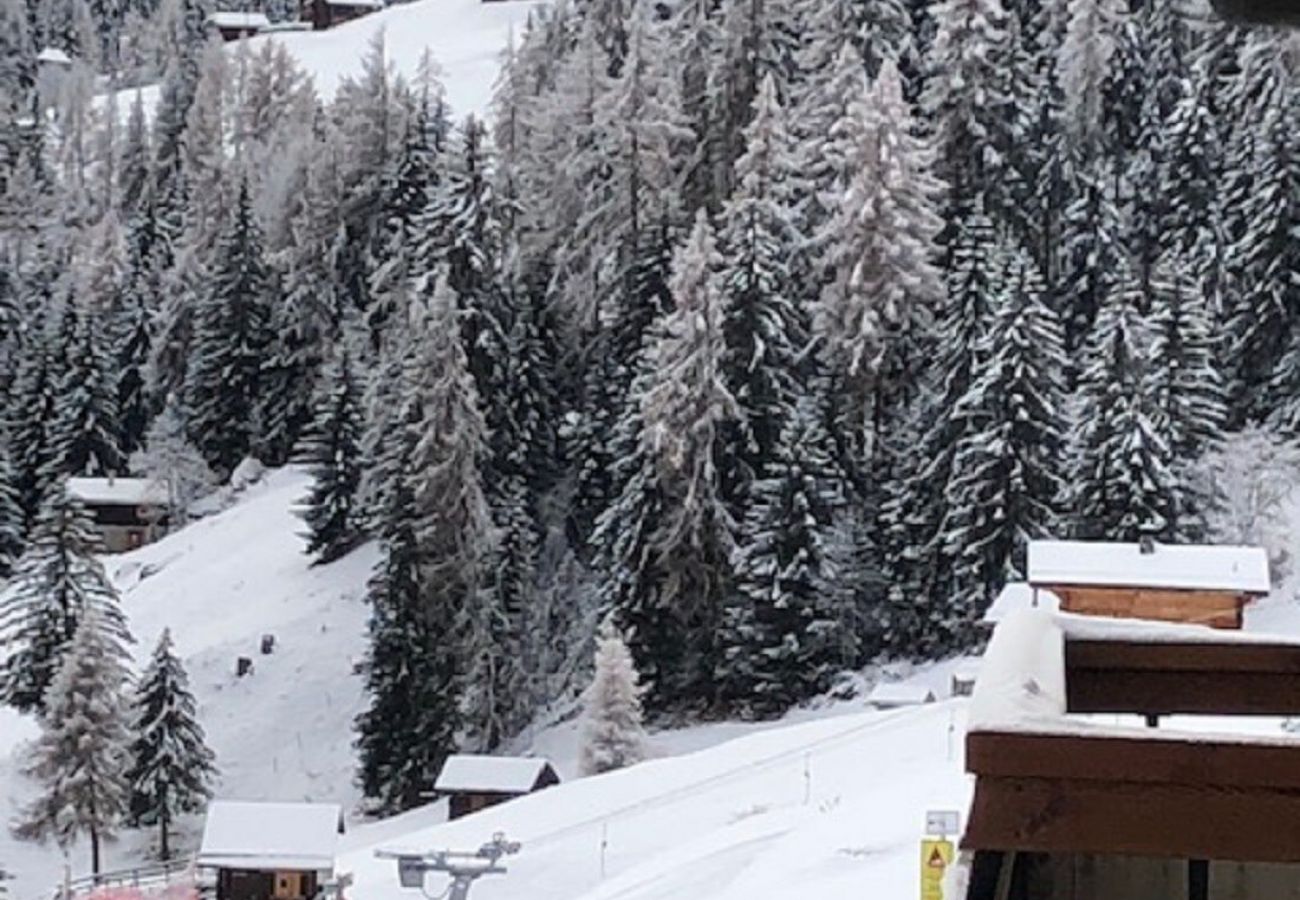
[300, 0, 381, 30]
[66, 477, 169, 553]
[961, 609, 1300, 900]
[197, 801, 344, 900]
[205, 11, 271, 40]
[436, 755, 560, 820]
[1027, 539, 1270, 630]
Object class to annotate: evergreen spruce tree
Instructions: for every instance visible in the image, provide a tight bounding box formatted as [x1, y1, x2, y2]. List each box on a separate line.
[718, 75, 809, 499]
[1147, 248, 1227, 464]
[578, 621, 647, 776]
[0, 489, 132, 712]
[941, 244, 1068, 631]
[1072, 258, 1180, 541]
[0, 441, 23, 580]
[355, 380, 459, 815]
[48, 303, 123, 478]
[184, 180, 273, 476]
[297, 349, 365, 565]
[718, 395, 855, 715]
[597, 213, 738, 712]
[14, 610, 132, 876]
[127, 629, 217, 860]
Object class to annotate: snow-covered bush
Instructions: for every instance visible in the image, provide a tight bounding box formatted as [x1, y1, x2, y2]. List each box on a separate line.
[1188, 425, 1300, 584]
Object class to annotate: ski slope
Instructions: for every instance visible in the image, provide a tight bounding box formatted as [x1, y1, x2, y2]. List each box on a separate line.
[341, 702, 973, 900]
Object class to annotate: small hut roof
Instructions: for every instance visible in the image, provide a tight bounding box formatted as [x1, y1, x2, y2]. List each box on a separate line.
[197, 801, 342, 871]
[435, 755, 555, 794]
[1027, 539, 1270, 594]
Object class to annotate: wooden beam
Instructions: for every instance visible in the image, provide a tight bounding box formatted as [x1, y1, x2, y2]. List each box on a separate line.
[1065, 640, 1300, 716]
[963, 774, 1300, 863]
[967, 731, 1300, 791]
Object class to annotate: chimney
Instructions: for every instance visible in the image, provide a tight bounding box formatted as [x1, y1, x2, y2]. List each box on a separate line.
[1139, 536, 1156, 555]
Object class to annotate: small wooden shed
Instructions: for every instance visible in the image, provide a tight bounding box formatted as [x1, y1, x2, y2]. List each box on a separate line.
[436, 755, 560, 820]
[205, 11, 271, 40]
[197, 801, 343, 900]
[865, 682, 936, 710]
[962, 610, 1300, 900]
[301, 0, 381, 30]
[67, 477, 169, 553]
[1027, 539, 1270, 629]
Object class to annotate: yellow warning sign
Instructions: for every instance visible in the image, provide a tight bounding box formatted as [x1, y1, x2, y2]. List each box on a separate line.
[920, 839, 954, 900]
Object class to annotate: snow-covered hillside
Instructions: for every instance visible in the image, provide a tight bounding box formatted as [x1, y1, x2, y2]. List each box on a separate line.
[0, 469, 375, 900]
[341, 702, 973, 900]
[250, 0, 542, 116]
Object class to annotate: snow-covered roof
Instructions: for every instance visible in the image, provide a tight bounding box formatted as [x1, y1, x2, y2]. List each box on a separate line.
[970, 609, 1300, 741]
[327, 0, 384, 7]
[66, 476, 168, 507]
[1027, 539, 1270, 594]
[36, 47, 72, 66]
[866, 683, 936, 707]
[206, 11, 271, 29]
[982, 582, 1061, 624]
[435, 755, 555, 794]
[198, 801, 342, 872]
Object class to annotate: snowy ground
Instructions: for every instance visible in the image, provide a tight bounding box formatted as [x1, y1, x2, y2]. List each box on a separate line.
[117, 0, 541, 120]
[5, 462, 1300, 899]
[0, 469, 375, 900]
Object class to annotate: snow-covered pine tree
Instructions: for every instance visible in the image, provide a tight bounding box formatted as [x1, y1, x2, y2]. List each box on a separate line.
[14, 609, 132, 876]
[403, 270, 520, 751]
[1072, 256, 1180, 542]
[1223, 40, 1300, 424]
[0, 488, 133, 712]
[47, 301, 123, 478]
[941, 243, 1067, 631]
[297, 348, 364, 566]
[0, 441, 23, 579]
[132, 403, 216, 526]
[813, 58, 945, 469]
[1058, 151, 1124, 353]
[718, 394, 855, 716]
[184, 179, 273, 476]
[718, 75, 810, 500]
[597, 212, 738, 712]
[920, 0, 1014, 225]
[116, 202, 165, 459]
[1057, 0, 1126, 160]
[578, 620, 647, 776]
[127, 629, 217, 860]
[355, 378, 459, 815]
[9, 300, 62, 526]
[1147, 248, 1226, 465]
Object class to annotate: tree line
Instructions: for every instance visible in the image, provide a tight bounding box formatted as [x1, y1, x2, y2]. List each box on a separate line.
[1, 0, 1298, 815]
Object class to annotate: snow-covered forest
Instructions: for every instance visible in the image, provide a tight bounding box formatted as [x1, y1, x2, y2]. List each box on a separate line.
[1, 0, 1299, 816]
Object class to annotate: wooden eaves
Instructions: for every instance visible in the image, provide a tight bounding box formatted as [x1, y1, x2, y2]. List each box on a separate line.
[963, 611, 1300, 865]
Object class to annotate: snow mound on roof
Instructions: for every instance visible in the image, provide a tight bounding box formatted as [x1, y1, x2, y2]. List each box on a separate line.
[983, 582, 1060, 623]
[1028, 540, 1270, 593]
[198, 801, 342, 871]
[434, 755, 554, 794]
[67, 476, 169, 507]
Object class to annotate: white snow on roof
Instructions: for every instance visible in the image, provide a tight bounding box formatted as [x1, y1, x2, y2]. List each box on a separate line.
[970, 609, 1300, 745]
[982, 582, 1061, 624]
[1027, 539, 1270, 594]
[866, 683, 936, 707]
[66, 476, 168, 507]
[36, 47, 72, 65]
[326, 0, 384, 8]
[206, 11, 271, 29]
[434, 755, 554, 794]
[198, 801, 342, 872]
